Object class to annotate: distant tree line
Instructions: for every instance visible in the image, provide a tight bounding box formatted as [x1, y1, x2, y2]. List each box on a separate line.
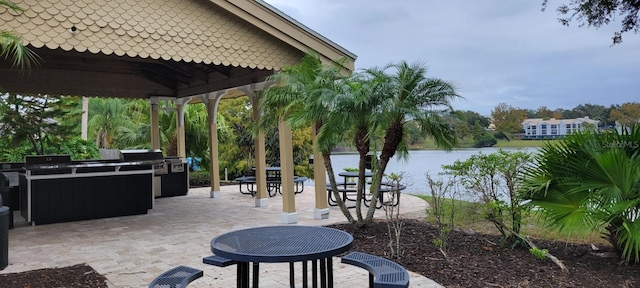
[405, 102, 640, 148]
[488, 102, 640, 135]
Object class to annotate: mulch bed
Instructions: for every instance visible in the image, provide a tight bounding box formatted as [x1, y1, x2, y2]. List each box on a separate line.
[1, 219, 638, 287]
[329, 219, 640, 288]
[0, 263, 108, 288]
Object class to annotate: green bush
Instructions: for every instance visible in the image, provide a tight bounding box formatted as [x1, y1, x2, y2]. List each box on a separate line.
[60, 138, 101, 160]
[493, 131, 510, 141]
[473, 134, 497, 147]
[189, 171, 210, 187]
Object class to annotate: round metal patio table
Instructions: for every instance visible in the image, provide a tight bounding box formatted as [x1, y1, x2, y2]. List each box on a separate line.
[211, 225, 353, 288]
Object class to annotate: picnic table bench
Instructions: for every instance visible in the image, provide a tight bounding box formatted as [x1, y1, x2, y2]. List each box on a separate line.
[341, 252, 409, 288]
[149, 265, 203, 288]
[326, 182, 405, 209]
[326, 182, 359, 208]
[235, 176, 307, 197]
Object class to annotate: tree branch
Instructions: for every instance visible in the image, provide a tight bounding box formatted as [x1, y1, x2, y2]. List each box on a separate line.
[489, 218, 568, 272]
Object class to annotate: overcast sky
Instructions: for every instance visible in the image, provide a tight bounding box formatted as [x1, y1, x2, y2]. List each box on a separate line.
[263, 0, 640, 116]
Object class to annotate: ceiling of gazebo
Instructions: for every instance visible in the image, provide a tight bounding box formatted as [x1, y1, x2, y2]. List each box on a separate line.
[0, 46, 275, 99]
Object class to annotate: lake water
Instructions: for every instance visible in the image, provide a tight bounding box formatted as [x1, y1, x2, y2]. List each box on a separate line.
[326, 148, 536, 195]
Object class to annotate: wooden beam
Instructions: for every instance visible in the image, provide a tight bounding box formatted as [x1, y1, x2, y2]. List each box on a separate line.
[177, 69, 273, 97]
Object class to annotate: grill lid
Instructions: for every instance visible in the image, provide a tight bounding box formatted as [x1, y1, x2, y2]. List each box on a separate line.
[119, 149, 164, 162]
[164, 156, 184, 164]
[25, 155, 72, 168]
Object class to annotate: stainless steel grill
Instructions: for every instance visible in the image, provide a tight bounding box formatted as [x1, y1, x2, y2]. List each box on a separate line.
[164, 157, 184, 173]
[119, 149, 166, 174]
[118, 150, 188, 198]
[24, 155, 73, 175]
[24, 155, 72, 169]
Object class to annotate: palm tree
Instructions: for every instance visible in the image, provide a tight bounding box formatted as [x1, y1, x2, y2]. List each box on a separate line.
[0, 1, 39, 72]
[118, 100, 226, 167]
[87, 98, 133, 149]
[363, 61, 461, 223]
[521, 125, 640, 263]
[260, 52, 357, 223]
[323, 71, 387, 224]
[261, 57, 461, 226]
[116, 99, 170, 150]
[183, 103, 230, 169]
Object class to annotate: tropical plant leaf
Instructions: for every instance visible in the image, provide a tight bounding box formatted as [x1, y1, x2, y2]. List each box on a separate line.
[521, 124, 640, 262]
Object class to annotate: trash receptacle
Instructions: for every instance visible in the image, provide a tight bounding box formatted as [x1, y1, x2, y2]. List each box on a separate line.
[0, 173, 6, 203]
[0, 173, 11, 229]
[0, 173, 8, 269]
[0, 206, 8, 270]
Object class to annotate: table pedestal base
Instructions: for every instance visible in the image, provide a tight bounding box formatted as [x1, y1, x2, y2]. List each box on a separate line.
[238, 262, 260, 288]
[293, 258, 334, 288]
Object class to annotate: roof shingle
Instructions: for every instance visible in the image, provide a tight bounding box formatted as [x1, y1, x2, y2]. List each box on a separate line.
[4, 0, 302, 69]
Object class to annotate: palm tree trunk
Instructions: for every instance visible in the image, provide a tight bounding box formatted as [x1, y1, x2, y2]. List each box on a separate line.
[324, 153, 355, 224]
[27, 134, 39, 155]
[604, 219, 626, 261]
[102, 131, 109, 149]
[365, 122, 404, 223]
[354, 128, 369, 225]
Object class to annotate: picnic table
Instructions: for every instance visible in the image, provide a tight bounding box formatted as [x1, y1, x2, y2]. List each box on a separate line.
[210, 225, 353, 288]
[235, 167, 307, 197]
[326, 171, 405, 208]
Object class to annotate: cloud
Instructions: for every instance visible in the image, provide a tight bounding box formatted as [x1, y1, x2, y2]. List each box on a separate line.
[264, 0, 640, 115]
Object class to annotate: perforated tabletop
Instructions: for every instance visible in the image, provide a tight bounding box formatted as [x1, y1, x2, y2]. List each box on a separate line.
[211, 226, 353, 263]
[338, 171, 372, 178]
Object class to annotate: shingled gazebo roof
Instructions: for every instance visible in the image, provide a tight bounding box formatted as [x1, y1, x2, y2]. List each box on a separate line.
[0, 0, 356, 99]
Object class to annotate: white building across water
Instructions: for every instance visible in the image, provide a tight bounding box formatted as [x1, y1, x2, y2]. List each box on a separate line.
[523, 117, 599, 139]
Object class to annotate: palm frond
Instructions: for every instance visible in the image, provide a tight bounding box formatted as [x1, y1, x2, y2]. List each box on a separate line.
[0, 1, 24, 12]
[521, 126, 640, 262]
[617, 220, 640, 263]
[0, 31, 40, 69]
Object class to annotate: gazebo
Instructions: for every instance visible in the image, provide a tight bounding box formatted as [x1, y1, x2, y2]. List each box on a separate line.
[0, 0, 356, 223]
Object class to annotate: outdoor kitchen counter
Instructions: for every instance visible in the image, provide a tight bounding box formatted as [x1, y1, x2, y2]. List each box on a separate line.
[19, 161, 154, 225]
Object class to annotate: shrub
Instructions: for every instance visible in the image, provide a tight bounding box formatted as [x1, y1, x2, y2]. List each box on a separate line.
[60, 138, 101, 160]
[493, 131, 510, 141]
[426, 173, 458, 256]
[189, 171, 210, 187]
[473, 134, 497, 147]
[441, 150, 533, 246]
[383, 173, 405, 259]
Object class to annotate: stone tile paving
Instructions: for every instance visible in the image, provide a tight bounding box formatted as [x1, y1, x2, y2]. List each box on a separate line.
[2, 185, 443, 287]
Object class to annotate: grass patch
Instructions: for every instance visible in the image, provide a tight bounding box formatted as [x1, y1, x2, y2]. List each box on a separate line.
[520, 215, 608, 245]
[411, 138, 545, 149]
[416, 195, 607, 245]
[418, 195, 486, 226]
[493, 139, 547, 148]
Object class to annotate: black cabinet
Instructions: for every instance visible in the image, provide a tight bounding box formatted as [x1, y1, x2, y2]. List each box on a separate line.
[160, 163, 188, 197]
[20, 169, 153, 225]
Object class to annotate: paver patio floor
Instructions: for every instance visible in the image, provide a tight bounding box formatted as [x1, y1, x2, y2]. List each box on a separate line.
[2, 185, 443, 287]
